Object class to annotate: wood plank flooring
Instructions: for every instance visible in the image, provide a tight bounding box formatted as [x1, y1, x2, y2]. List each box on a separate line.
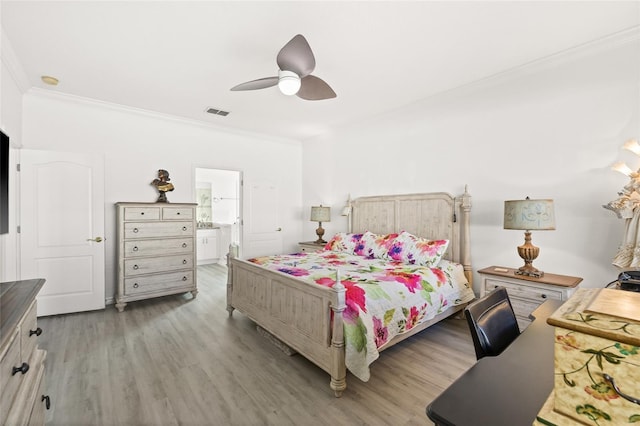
[38, 264, 475, 425]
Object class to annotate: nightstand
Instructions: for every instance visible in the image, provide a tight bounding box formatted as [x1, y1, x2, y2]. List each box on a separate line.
[477, 266, 583, 331]
[298, 241, 326, 253]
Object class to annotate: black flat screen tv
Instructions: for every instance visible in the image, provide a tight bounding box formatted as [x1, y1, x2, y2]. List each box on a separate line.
[0, 130, 9, 234]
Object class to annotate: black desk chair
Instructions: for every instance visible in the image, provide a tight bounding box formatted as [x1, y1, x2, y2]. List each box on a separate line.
[464, 286, 520, 360]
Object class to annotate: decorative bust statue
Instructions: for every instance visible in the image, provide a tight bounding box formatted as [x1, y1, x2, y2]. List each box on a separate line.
[151, 169, 174, 202]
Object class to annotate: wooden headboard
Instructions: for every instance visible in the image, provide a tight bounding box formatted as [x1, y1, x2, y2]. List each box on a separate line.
[348, 188, 472, 284]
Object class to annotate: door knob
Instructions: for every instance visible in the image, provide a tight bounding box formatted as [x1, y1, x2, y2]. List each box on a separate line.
[87, 237, 103, 243]
[276, 227, 282, 231]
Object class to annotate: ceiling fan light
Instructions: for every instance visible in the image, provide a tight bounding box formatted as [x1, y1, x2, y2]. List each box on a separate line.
[278, 70, 301, 96]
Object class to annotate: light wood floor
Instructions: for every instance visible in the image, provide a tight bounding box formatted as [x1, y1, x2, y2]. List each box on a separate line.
[38, 264, 475, 426]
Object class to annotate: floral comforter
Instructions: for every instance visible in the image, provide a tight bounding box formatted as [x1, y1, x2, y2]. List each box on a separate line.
[248, 250, 474, 382]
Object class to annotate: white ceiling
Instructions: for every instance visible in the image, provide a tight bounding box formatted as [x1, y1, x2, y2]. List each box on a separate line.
[2, 1, 639, 141]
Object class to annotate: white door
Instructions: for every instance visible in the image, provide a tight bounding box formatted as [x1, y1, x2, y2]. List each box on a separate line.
[242, 181, 282, 258]
[20, 150, 105, 316]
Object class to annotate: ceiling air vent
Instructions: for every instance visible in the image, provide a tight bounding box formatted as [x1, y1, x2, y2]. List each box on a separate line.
[206, 107, 230, 117]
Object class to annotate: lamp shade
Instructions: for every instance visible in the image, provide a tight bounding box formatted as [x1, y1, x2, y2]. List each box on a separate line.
[624, 139, 640, 156]
[504, 199, 555, 231]
[310, 205, 331, 222]
[612, 161, 635, 177]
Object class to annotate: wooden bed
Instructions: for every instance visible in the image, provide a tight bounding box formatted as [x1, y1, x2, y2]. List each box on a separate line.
[226, 189, 472, 397]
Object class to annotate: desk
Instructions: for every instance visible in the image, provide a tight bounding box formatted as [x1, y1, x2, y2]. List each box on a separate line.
[426, 299, 562, 426]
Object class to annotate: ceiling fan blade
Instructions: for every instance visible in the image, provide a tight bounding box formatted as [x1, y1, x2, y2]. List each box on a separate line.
[277, 34, 315, 78]
[297, 75, 336, 100]
[230, 77, 278, 91]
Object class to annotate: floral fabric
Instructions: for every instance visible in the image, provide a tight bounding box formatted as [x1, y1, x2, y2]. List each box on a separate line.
[391, 231, 450, 267]
[357, 231, 399, 259]
[248, 250, 474, 381]
[324, 232, 363, 254]
[325, 230, 449, 267]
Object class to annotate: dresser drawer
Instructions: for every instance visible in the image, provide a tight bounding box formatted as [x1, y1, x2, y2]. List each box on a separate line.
[124, 207, 160, 221]
[124, 270, 195, 295]
[162, 207, 194, 220]
[124, 221, 194, 239]
[485, 278, 563, 302]
[509, 296, 542, 316]
[0, 330, 23, 425]
[5, 349, 46, 426]
[26, 363, 46, 426]
[124, 238, 194, 257]
[20, 301, 39, 365]
[124, 254, 194, 276]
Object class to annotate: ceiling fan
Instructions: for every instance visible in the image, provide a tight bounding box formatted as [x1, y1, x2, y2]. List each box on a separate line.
[230, 34, 336, 101]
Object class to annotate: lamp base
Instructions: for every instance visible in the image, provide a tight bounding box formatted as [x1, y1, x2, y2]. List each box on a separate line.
[515, 231, 544, 278]
[515, 266, 544, 278]
[315, 223, 326, 245]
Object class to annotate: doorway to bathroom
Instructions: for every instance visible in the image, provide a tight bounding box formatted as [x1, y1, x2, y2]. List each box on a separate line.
[194, 168, 241, 266]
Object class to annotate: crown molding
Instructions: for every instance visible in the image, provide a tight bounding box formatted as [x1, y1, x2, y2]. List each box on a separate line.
[1, 29, 30, 93]
[25, 88, 302, 147]
[318, 25, 640, 140]
[427, 25, 640, 105]
[13, 24, 640, 145]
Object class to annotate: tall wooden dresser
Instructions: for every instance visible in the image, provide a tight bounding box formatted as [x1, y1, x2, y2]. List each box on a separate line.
[115, 202, 198, 312]
[0, 279, 50, 425]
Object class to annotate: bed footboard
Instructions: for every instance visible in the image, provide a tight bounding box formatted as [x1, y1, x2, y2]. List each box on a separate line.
[227, 250, 347, 397]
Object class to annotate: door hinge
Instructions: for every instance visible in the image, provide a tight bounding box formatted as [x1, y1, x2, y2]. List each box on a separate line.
[16, 163, 20, 172]
[17, 225, 21, 233]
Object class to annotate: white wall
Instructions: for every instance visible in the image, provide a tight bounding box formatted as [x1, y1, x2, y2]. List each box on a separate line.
[0, 28, 29, 281]
[303, 33, 640, 291]
[20, 92, 303, 301]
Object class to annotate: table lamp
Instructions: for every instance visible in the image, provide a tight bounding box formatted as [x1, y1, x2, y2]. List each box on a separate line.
[310, 205, 331, 244]
[504, 197, 555, 278]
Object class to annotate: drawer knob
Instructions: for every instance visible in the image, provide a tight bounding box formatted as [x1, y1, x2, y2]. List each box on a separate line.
[133, 283, 139, 288]
[133, 265, 139, 270]
[177, 212, 181, 215]
[29, 327, 42, 337]
[182, 276, 188, 281]
[12, 362, 29, 376]
[133, 246, 139, 252]
[182, 243, 187, 248]
[182, 226, 187, 231]
[140, 212, 145, 215]
[133, 228, 139, 233]
[42, 395, 51, 410]
[541, 294, 547, 299]
[182, 259, 187, 264]
[602, 373, 640, 405]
